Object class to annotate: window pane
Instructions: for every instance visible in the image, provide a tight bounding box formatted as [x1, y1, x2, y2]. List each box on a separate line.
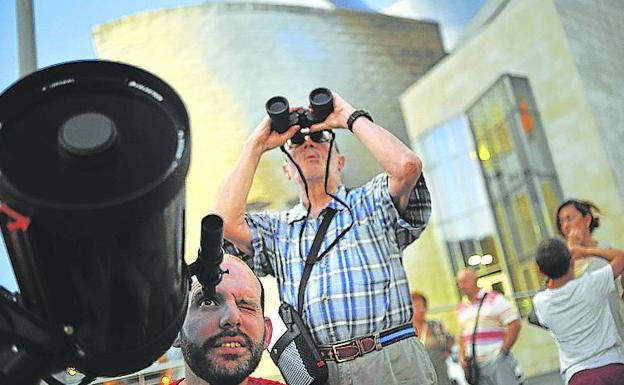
[416, 115, 500, 275]
[466, 75, 564, 292]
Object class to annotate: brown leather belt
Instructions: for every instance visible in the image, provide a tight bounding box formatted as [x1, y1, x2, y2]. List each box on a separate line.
[318, 323, 416, 363]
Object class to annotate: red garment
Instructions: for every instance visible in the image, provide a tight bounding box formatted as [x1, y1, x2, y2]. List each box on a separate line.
[247, 377, 286, 385]
[569, 363, 624, 385]
[171, 377, 285, 385]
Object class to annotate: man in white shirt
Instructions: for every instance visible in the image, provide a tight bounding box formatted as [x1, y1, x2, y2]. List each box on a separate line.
[533, 237, 624, 385]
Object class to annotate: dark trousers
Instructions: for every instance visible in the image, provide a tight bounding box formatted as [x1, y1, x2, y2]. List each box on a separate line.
[569, 363, 624, 385]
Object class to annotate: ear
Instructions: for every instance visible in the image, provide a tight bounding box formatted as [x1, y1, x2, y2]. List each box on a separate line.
[282, 161, 292, 181]
[336, 153, 345, 172]
[262, 317, 273, 349]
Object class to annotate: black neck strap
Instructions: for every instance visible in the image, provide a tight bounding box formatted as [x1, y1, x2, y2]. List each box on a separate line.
[297, 207, 336, 315]
[280, 131, 353, 274]
[470, 291, 488, 358]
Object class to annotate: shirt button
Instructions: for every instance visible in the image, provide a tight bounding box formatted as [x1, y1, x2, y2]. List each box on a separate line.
[322, 294, 328, 302]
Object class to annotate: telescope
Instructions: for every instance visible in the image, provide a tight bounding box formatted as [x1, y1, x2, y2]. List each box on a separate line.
[0, 61, 224, 384]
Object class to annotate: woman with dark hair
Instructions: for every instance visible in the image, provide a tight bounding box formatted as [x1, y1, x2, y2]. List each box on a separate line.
[411, 291, 454, 385]
[556, 199, 624, 340]
[556, 199, 602, 241]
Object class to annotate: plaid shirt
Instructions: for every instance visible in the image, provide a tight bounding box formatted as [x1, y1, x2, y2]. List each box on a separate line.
[241, 173, 431, 345]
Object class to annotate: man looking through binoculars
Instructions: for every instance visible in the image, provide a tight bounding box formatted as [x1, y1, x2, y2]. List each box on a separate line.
[214, 91, 437, 385]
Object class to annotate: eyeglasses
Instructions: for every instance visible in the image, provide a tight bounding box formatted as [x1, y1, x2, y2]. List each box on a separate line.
[286, 130, 331, 149]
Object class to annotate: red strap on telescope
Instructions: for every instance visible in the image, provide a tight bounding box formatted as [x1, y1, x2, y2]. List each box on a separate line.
[0, 203, 31, 232]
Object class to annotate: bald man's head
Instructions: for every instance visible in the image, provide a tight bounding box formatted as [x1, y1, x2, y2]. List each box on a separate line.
[189, 254, 265, 312]
[456, 268, 479, 298]
[180, 254, 271, 385]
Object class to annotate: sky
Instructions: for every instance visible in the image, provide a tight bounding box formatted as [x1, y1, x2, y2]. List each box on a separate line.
[1, 0, 209, 92]
[0, 0, 484, 291]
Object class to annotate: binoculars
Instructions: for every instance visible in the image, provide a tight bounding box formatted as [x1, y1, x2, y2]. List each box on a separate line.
[265, 88, 334, 133]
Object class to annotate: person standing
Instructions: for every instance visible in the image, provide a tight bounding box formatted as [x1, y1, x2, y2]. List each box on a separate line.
[533, 238, 624, 385]
[455, 268, 521, 385]
[412, 291, 454, 385]
[556, 199, 624, 340]
[214, 91, 436, 384]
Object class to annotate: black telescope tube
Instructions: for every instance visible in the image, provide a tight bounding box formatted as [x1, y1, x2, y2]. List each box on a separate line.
[0, 60, 191, 380]
[195, 215, 226, 299]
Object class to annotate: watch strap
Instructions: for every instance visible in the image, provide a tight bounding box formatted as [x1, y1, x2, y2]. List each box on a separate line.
[347, 109, 373, 132]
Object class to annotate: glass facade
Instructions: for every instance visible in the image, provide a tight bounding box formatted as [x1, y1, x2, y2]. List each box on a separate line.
[416, 115, 502, 277]
[417, 75, 563, 314]
[467, 75, 563, 298]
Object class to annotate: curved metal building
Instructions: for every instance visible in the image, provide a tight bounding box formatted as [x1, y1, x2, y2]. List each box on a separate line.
[92, 0, 444, 215]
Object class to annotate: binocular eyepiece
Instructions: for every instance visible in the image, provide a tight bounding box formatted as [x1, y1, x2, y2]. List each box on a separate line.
[265, 88, 333, 133]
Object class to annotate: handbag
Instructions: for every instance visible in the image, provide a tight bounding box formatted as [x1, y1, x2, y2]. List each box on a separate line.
[464, 356, 479, 385]
[269, 208, 336, 385]
[464, 292, 488, 385]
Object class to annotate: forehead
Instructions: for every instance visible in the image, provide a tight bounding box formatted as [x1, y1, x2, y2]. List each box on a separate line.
[190, 257, 261, 299]
[456, 270, 474, 282]
[558, 204, 581, 217]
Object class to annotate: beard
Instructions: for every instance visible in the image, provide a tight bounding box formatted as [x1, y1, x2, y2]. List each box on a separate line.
[180, 328, 265, 385]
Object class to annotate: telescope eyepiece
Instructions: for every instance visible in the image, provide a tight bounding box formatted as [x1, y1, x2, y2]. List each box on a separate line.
[193, 214, 227, 300]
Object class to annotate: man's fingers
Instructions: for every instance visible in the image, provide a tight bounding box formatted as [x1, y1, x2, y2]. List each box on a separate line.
[285, 125, 300, 136]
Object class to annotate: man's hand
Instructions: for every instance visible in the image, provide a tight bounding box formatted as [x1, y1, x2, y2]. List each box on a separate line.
[459, 353, 467, 369]
[566, 228, 583, 248]
[250, 112, 301, 153]
[308, 91, 424, 211]
[308, 92, 355, 132]
[569, 245, 587, 262]
[501, 319, 521, 356]
[458, 338, 467, 368]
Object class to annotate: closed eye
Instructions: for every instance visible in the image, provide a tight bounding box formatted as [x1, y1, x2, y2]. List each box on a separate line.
[238, 300, 260, 312]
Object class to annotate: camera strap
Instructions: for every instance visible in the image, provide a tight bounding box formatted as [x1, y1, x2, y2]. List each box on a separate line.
[297, 207, 336, 315]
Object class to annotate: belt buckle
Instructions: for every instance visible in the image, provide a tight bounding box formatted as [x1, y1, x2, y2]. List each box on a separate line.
[373, 332, 382, 351]
[331, 340, 359, 363]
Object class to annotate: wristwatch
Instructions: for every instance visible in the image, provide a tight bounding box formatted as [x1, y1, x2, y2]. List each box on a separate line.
[347, 109, 373, 132]
[500, 348, 510, 356]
